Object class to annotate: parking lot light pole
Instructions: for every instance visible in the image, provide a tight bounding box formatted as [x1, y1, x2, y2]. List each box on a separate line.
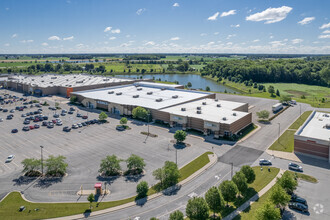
[277, 123, 281, 143]
[40, 146, 44, 176]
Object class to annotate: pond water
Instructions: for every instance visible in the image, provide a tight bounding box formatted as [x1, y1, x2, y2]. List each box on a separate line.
[116, 74, 236, 93]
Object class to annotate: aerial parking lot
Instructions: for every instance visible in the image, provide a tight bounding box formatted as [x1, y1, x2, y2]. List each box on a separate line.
[0, 89, 232, 203]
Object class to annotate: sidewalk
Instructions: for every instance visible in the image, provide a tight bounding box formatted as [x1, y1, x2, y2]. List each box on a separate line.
[223, 169, 285, 220]
[266, 149, 302, 162]
[46, 153, 217, 220]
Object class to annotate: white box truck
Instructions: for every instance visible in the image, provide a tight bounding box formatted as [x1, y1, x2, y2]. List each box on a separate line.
[272, 103, 283, 112]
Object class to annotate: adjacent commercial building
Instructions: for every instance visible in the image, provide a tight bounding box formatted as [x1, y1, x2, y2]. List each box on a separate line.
[72, 82, 252, 138]
[3, 74, 144, 97]
[294, 111, 330, 162]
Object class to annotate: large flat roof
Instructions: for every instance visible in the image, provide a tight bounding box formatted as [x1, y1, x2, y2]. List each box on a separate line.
[134, 81, 183, 89]
[72, 83, 212, 110]
[296, 111, 330, 142]
[6, 74, 133, 88]
[161, 98, 249, 124]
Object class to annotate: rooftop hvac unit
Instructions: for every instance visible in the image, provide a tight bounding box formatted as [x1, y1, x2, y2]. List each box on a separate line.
[325, 124, 330, 129]
[66, 79, 69, 81]
[116, 92, 122, 95]
[172, 95, 178, 99]
[74, 76, 76, 78]
[161, 88, 166, 91]
[217, 104, 221, 107]
[147, 91, 153, 95]
[323, 114, 329, 117]
[41, 80, 44, 82]
[215, 99, 218, 102]
[31, 79, 35, 81]
[223, 117, 227, 121]
[133, 95, 139, 98]
[156, 98, 163, 102]
[233, 113, 237, 116]
[103, 79, 110, 81]
[197, 110, 202, 114]
[108, 91, 114, 94]
[137, 88, 142, 91]
[51, 77, 57, 79]
[181, 108, 186, 111]
[49, 82, 53, 84]
[197, 106, 201, 110]
[202, 102, 206, 105]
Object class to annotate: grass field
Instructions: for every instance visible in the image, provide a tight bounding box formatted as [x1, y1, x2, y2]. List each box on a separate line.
[0, 152, 214, 219]
[288, 171, 318, 183]
[0, 62, 36, 68]
[269, 111, 312, 152]
[85, 62, 165, 73]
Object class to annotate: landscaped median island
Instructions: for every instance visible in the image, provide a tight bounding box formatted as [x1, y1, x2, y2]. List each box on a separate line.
[269, 111, 312, 152]
[0, 152, 215, 220]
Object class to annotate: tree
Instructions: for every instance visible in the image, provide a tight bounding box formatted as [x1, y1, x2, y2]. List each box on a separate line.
[55, 102, 60, 108]
[136, 181, 149, 199]
[126, 154, 146, 173]
[256, 110, 270, 120]
[187, 82, 192, 88]
[87, 193, 95, 209]
[174, 130, 187, 143]
[255, 202, 281, 220]
[150, 218, 159, 220]
[45, 155, 68, 176]
[269, 185, 290, 211]
[280, 95, 292, 104]
[219, 180, 238, 206]
[232, 171, 248, 195]
[241, 165, 256, 184]
[69, 96, 77, 103]
[205, 86, 210, 91]
[21, 158, 41, 176]
[268, 85, 275, 96]
[120, 117, 128, 125]
[205, 186, 224, 217]
[153, 161, 180, 188]
[277, 172, 297, 194]
[276, 89, 280, 97]
[99, 155, 121, 176]
[132, 106, 149, 121]
[169, 210, 184, 220]
[186, 197, 209, 220]
[99, 111, 108, 121]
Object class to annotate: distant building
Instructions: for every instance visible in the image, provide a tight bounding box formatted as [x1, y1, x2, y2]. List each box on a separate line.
[294, 111, 330, 162]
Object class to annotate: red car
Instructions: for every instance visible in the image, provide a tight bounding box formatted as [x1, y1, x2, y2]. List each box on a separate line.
[82, 115, 88, 119]
[52, 119, 57, 123]
[29, 125, 34, 130]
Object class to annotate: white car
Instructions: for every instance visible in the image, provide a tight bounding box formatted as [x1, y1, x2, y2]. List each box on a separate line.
[0, 117, 3, 122]
[77, 123, 83, 128]
[259, 159, 272, 166]
[5, 155, 15, 163]
[288, 163, 303, 172]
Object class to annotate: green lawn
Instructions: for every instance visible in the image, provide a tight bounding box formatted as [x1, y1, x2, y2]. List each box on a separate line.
[0, 152, 214, 220]
[88, 63, 165, 73]
[269, 111, 312, 152]
[288, 171, 318, 183]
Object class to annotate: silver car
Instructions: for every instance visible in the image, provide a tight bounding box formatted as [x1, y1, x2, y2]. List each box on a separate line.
[259, 159, 272, 166]
[288, 163, 303, 172]
[5, 155, 15, 163]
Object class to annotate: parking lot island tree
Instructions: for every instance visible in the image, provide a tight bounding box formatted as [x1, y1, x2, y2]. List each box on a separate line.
[256, 110, 270, 120]
[169, 210, 184, 220]
[21, 158, 42, 177]
[174, 130, 187, 144]
[87, 193, 95, 210]
[185, 197, 209, 220]
[232, 171, 248, 196]
[136, 181, 149, 199]
[277, 172, 298, 194]
[205, 186, 225, 218]
[219, 180, 238, 206]
[99, 155, 122, 176]
[120, 117, 128, 125]
[255, 201, 281, 220]
[126, 154, 146, 174]
[98, 111, 108, 122]
[279, 95, 292, 104]
[132, 106, 149, 121]
[269, 184, 291, 212]
[152, 161, 181, 189]
[241, 165, 256, 184]
[45, 155, 68, 177]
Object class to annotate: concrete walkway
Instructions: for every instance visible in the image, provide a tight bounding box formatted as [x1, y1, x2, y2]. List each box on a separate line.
[267, 149, 302, 162]
[223, 169, 285, 220]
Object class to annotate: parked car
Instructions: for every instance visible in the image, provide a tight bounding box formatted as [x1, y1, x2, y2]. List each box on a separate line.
[47, 122, 54, 128]
[42, 121, 48, 126]
[81, 122, 87, 126]
[5, 155, 15, 163]
[61, 112, 66, 116]
[11, 128, 18, 133]
[53, 114, 59, 118]
[3, 109, 8, 112]
[288, 163, 303, 172]
[29, 125, 35, 130]
[21, 114, 26, 117]
[23, 120, 30, 124]
[0, 117, 3, 122]
[23, 126, 30, 131]
[63, 126, 71, 132]
[76, 113, 82, 117]
[34, 124, 40, 129]
[56, 121, 63, 126]
[291, 194, 307, 205]
[43, 116, 48, 120]
[72, 124, 79, 129]
[82, 115, 88, 119]
[69, 107, 75, 111]
[10, 109, 15, 113]
[61, 109, 67, 113]
[259, 159, 272, 166]
[6, 115, 13, 120]
[289, 202, 308, 213]
[116, 125, 125, 131]
[77, 123, 82, 127]
[68, 111, 74, 114]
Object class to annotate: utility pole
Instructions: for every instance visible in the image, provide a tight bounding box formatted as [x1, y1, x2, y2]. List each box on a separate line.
[277, 123, 281, 143]
[40, 145, 44, 176]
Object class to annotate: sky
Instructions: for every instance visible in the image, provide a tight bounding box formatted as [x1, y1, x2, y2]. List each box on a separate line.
[0, 0, 329, 54]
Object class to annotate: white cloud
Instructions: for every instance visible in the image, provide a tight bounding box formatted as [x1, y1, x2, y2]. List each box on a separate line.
[318, 34, 330, 39]
[252, 39, 260, 43]
[246, 6, 292, 24]
[48, 36, 61, 41]
[173, 3, 179, 7]
[230, 24, 240, 28]
[283, 38, 288, 42]
[226, 42, 233, 46]
[298, 17, 315, 25]
[226, 34, 236, 39]
[11, 33, 17, 38]
[76, 44, 84, 48]
[109, 37, 116, 40]
[20, 40, 34, 43]
[5, 8, 9, 11]
[41, 42, 48, 46]
[221, 10, 236, 17]
[120, 41, 134, 47]
[320, 22, 330, 29]
[207, 42, 215, 46]
[208, 12, 219, 21]
[104, 27, 112, 32]
[170, 37, 180, 41]
[291, 38, 303, 44]
[270, 40, 286, 47]
[323, 30, 330, 34]
[111, 29, 121, 34]
[63, 36, 74, 41]
[126, 35, 131, 38]
[214, 32, 219, 35]
[270, 36, 274, 39]
[4, 43, 10, 47]
[136, 8, 146, 15]
[200, 33, 207, 37]
[144, 41, 155, 46]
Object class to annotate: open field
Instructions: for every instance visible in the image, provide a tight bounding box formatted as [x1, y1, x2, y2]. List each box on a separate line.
[269, 111, 312, 152]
